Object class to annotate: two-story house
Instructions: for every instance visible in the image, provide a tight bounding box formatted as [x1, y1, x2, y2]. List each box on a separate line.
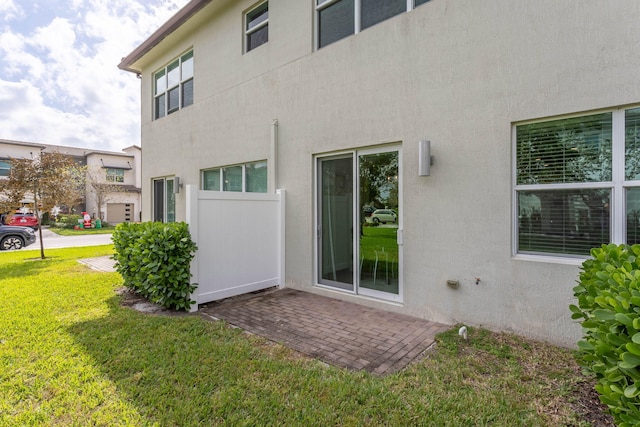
[0, 139, 141, 223]
[119, 0, 640, 346]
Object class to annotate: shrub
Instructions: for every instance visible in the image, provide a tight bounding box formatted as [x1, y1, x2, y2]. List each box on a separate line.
[571, 243, 640, 426]
[112, 222, 198, 311]
[55, 214, 83, 228]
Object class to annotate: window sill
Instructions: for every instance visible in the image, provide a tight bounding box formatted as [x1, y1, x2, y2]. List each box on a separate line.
[511, 253, 587, 266]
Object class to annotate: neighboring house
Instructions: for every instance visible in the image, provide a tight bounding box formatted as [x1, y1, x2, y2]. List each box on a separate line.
[118, 0, 640, 346]
[0, 139, 141, 224]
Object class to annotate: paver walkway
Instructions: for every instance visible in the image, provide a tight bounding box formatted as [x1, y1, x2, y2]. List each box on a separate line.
[200, 289, 450, 376]
[78, 256, 117, 272]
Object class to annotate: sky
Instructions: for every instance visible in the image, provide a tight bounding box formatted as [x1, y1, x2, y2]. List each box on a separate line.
[0, 0, 190, 153]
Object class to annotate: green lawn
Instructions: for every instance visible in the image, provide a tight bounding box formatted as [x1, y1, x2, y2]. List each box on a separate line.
[47, 227, 115, 236]
[0, 246, 600, 426]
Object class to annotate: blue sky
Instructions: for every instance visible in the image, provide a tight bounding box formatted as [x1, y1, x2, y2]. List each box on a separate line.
[0, 0, 190, 152]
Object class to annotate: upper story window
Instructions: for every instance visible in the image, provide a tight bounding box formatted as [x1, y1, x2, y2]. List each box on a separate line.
[316, 0, 431, 49]
[202, 161, 267, 193]
[106, 168, 125, 183]
[514, 107, 640, 258]
[0, 159, 10, 177]
[245, 2, 268, 52]
[154, 50, 194, 119]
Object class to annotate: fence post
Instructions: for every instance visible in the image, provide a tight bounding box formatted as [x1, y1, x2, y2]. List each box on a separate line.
[186, 184, 199, 312]
[277, 189, 286, 289]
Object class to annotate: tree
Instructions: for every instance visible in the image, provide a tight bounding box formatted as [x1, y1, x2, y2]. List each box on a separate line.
[0, 151, 85, 259]
[359, 152, 399, 210]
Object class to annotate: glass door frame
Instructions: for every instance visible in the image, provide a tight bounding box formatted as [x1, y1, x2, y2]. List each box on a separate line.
[314, 144, 403, 303]
[315, 152, 357, 292]
[357, 145, 403, 302]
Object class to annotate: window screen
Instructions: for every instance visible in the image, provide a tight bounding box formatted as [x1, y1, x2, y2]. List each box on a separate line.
[223, 166, 243, 192]
[246, 161, 268, 193]
[318, 0, 354, 48]
[626, 108, 640, 181]
[361, 0, 406, 30]
[516, 113, 612, 185]
[246, 2, 268, 52]
[518, 189, 610, 256]
[628, 187, 640, 245]
[203, 169, 221, 191]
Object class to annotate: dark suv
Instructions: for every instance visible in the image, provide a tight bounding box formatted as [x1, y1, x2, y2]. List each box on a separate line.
[0, 225, 36, 250]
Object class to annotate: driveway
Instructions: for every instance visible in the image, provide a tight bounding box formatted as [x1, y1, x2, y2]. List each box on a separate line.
[33, 228, 113, 249]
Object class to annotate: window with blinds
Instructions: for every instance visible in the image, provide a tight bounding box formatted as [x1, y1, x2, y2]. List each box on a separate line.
[515, 108, 640, 257]
[245, 2, 268, 52]
[316, 0, 433, 49]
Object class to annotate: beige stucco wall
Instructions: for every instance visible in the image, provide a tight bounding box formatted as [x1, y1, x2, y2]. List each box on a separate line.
[134, 0, 640, 346]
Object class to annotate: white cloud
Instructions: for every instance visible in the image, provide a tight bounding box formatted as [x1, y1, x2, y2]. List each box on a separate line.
[0, 0, 190, 152]
[0, 0, 22, 22]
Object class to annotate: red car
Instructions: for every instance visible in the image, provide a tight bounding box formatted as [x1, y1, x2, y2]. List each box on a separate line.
[7, 213, 39, 230]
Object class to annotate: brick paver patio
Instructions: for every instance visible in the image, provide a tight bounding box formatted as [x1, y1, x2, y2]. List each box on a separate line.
[80, 256, 450, 376]
[200, 288, 450, 376]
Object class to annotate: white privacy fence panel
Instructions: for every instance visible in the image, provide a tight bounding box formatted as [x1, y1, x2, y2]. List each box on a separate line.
[186, 185, 285, 308]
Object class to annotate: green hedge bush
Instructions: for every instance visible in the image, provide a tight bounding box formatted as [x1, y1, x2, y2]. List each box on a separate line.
[571, 243, 640, 426]
[54, 214, 83, 228]
[112, 221, 198, 311]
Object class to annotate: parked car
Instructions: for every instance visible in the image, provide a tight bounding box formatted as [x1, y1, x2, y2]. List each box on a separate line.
[0, 225, 36, 250]
[7, 213, 39, 230]
[370, 209, 397, 224]
[362, 206, 375, 217]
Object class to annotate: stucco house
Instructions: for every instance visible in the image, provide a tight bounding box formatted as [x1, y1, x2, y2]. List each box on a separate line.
[119, 0, 640, 346]
[0, 139, 141, 223]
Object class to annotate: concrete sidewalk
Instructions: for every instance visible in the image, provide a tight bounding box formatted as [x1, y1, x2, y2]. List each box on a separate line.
[36, 228, 113, 249]
[78, 256, 116, 272]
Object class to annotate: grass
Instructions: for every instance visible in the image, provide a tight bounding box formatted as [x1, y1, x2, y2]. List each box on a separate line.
[0, 245, 599, 426]
[360, 226, 398, 276]
[47, 227, 114, 236]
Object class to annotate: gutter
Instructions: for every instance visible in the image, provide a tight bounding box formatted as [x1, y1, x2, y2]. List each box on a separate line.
[118, 0, 213, 73]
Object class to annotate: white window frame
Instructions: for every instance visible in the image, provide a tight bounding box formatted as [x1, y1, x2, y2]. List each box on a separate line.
[106, 168, 125, 183]
[245, 1, 269, 53]
[153, 50, 194, 120]
[201, 161, 268, 193]
[512, 106, 640, 261]
[314, 0, 430, 49]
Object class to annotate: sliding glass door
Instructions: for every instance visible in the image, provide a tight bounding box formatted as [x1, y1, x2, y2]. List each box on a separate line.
[316, 146, 401, 300]
[318, 155, 355, 290]
[358, 149, 399, 297]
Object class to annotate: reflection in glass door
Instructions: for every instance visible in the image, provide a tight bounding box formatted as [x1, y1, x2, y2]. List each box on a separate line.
[317, 147, 401, 300]
[318, 155, 354, 291]
[358, 151, 399, 296]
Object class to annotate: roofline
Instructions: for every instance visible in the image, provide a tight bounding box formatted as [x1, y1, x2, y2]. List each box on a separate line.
[0, 139, 134, 158]
[118, 0, 213, 73]
[0, 139, 47, 150]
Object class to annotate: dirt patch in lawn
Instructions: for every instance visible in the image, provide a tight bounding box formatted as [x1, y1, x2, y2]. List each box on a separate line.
[572, 377, 615, 426]
[116, 287, 193, 317]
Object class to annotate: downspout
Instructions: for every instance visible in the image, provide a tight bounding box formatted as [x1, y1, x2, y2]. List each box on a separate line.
[270, 119, 278, 193]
